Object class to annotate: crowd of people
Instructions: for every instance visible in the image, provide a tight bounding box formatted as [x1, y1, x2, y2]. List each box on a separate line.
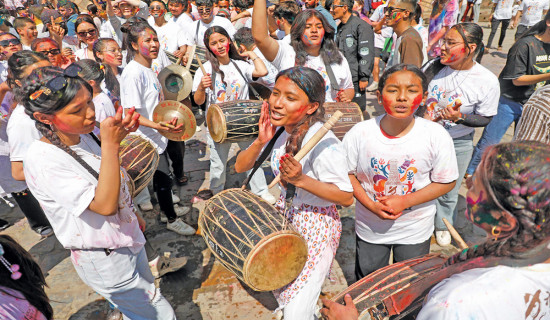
[0, 0, 548, 319]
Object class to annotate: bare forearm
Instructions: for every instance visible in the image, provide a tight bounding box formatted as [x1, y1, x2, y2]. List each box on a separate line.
[349, 174, 376, 210]
[401, 181, 456, 208]
[252, 56, 268, 77]
[235, 139, 264, 173]
[11, 161, 25, 181]
[193, 88, 206, 105]
[295, 175, 353, 207]
[89, 143, 120, 215]
[252, 0, 279, 61]
[512, 74, 550, 86]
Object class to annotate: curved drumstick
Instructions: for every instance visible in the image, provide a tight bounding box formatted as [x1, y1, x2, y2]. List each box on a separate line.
[267, 111, 343, 189]
[442, 218, 469, 250]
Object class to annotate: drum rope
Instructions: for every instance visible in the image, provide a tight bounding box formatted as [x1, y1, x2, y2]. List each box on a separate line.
[201, 214, 249, 260]
[209, 196, 267, 242]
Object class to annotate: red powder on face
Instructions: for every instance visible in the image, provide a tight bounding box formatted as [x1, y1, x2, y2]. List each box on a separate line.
[382, 96, 394, 116]
[411, 94, 423, 111]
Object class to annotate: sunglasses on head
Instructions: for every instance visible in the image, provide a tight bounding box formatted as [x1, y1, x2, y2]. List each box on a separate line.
[77, 29, 97, 37]
[0, 38, 20, 46]
[29, 64, 82, 101]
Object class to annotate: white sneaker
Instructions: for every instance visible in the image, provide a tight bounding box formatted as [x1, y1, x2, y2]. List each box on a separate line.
[436, 230, 452, 246]
[260, 192, 277, 205]
[138, 201, 154, 212]
[149, 252, 188, 278]
[167, 218, 196, 235]
[160, 205, 191, 222]
[172, 191, 180, 204]
[366, 81, 379, 92]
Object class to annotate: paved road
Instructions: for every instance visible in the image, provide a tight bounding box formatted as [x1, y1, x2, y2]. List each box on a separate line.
[0, 22, 516, 319]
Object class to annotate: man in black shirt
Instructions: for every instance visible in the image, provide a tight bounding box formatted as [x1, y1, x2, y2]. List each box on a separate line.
[332, 0, 374, 111]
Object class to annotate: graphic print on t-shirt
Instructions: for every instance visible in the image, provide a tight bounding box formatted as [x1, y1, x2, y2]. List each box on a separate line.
[524, 289, 550, 319]
[371, 157, 417, 200]
[214, 78, 243, 103]
[426, 84, 461, 130]
[533, 53, 550, 90]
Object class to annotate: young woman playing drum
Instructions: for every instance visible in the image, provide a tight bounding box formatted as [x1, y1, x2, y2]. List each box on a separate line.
[343, 64, 458, 280]
[192, 26, 274, 202]
[235, 66, 354, 319]
[17, 66, 176, 319]
[252, 0, 354, 103]
[120, 18, 194, 235]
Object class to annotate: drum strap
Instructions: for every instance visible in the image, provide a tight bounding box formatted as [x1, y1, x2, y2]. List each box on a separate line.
[194, 21, 201, 44]
[241, 127, 285, 189]
[323, 60, 340, 92]
[230, 60, 262, 100]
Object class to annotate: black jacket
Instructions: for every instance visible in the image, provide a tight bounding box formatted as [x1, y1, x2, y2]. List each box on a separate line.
[335, 15, 375, 84]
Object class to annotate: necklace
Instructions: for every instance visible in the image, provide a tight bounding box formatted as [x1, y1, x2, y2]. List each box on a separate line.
[440, 64, 474, 101]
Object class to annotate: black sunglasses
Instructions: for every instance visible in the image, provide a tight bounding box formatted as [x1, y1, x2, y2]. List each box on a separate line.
[38, 49, 61, 56]
[384, 6, 407, 14]
[77, 29, 97, 37]
[29, 64, 82, 101]
[16, 7, 26, 10]
[0, 38, 20, 47]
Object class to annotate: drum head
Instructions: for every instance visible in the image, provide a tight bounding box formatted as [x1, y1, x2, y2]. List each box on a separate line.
[244, 232, 308, 291]
[158, 64, 193, 101]
[206, 104, 227, 143]
[153, 100, 197, 141]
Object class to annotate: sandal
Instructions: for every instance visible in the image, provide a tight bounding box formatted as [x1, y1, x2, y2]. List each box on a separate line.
[175, 175, 188, 186]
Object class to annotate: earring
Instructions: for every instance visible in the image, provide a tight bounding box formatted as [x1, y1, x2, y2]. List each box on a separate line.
[0, 244, 22, 280]
[491, 226, 501, 240]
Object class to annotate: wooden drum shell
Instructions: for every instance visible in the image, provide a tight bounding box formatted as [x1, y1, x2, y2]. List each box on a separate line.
[206, 100, 263, 144]
[199, 188, 308, 291]
[323, 102, 364, 140]
[119, 134, 160, 197]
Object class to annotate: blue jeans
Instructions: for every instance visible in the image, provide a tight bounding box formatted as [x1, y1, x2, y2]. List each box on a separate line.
[466, 96, 523, 175]
[435, 133, 473, 231]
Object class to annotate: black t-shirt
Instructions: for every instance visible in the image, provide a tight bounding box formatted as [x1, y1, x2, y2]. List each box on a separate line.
[499, 35, 550, 104]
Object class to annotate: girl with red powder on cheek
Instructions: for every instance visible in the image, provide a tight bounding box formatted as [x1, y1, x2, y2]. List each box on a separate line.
[192, 26, 273, 201]
[342, 64, 458, 280]
[423, 22, 499, 246]
[236, 66, 354, 319]
[252, 0, 355, 103]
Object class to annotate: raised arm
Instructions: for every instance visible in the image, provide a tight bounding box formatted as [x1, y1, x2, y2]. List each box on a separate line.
[252, 0, 280, 62]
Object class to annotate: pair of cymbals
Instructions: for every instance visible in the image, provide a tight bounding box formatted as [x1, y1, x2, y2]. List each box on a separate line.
[152, 100, 197, 141]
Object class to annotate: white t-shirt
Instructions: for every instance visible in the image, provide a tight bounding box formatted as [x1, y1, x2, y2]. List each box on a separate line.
[192, 59, 254, 108]
[426, 62, 500, 139]
[190, 16, 237, 47]
[370, 3, 391, 49]
[493, 0, 515, 20]
[99, 19, 122, 46]
[7, 104, 41, 162]
[173, 13, 195, 30]
[418, 264, 550, 320]
[413, 24, 429, 49]
[519, 0, 550, 27]
[23, 138, 145, 252]
[343, 117, 458, 244]
[282, 34, 291, 45]
[151, 49, 172, 76]
[0, 61, 8, 83]
[270, 41, 354, 103]
[270, 122, 353, 207]
[120, 60, 167, 153]
[0, 92, 27, 194]
[92, 92, 116, 137]
[75, 46, 92, 61]
[147, 17, 191, 53]
[253, 47, 278, 89]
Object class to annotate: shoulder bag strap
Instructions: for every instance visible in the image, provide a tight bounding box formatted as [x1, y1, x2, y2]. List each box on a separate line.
[230, 60, 262, 100]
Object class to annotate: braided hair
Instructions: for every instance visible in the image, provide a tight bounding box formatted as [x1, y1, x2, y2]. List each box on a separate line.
[203, 26, 245, 88]
[290, 10, 342, 67]
[276, 67, 326, 156]
[0, 235, 53, 320]
[15, 66, 99, 179]
[8, 51, 49, 94]
[445, 141, 550, 266]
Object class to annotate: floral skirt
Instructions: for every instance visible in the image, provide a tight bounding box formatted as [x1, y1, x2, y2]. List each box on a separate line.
[273, 195, 342, 308]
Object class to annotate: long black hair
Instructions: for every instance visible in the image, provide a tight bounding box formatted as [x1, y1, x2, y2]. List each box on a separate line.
[203, 26, 245, 87]
[121, 16, 155, 64]
[9, 50, 49, 96]
[290, 9, 342, 66]
[76, 58, 105, 90]
[445, 141, 550, 266]
[378, 63, 428, 93]
[275, 67, 326, 156]
[424, 23, 485, 83]
[0, 235, 53, 320]
[92, 38, 121, 97]
[16, 66, 98, 179]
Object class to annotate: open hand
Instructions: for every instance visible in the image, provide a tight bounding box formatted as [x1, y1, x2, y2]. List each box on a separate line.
[257, 101, 276, 145]
[320, 294, 359, 320]
[100, 105, 140, 146]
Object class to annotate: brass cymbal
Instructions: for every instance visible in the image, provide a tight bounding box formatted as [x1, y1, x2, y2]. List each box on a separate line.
[157, 63, 193, 101]
[152, 100, 197, 141]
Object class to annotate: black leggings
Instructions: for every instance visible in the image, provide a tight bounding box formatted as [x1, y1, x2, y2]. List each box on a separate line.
[153, 170, 177, 221]
[166, 140, 185, 180]
[11, 189, 51, 231]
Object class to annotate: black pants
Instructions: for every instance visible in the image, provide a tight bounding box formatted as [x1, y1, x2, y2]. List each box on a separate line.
[515, 24, 529, 41]
[166, 140, 185, 180]
[11, 189, 51, 232]
[352, 82, 367, 112]
[487, 18, 511, 48]
[153, 153, 177, 221]
[354, 235, 431, 281]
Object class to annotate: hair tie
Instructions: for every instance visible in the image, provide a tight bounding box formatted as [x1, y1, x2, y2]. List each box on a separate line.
[0, 244, 21, 280]
[99, 64, 104, 70]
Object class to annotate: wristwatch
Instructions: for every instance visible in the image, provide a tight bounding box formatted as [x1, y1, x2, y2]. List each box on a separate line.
[455, 113, 465, 125]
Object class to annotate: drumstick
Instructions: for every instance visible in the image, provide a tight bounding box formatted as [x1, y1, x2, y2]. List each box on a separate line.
[196, 53, 207, 75]
[268, 111, 343, 189]
[160, 122, 177, 129]
[442, 218, 469, 250]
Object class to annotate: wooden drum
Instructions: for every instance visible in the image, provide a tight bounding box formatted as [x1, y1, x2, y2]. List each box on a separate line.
[206, 100, 262, 143]
[119, 134, 160, 197]
[323, 102, 364, 140]
[188, 46, 207, 77]
[199, 188, 308, 291]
